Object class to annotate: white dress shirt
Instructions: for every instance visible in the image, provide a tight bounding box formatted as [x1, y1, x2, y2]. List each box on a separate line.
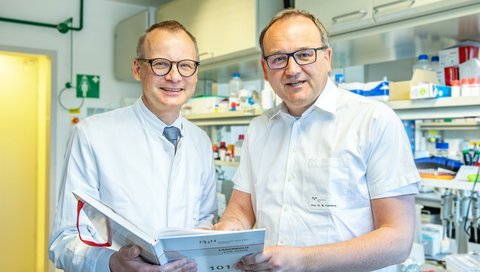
[234, 78, 420, 272]
[48, 98, 217, 272]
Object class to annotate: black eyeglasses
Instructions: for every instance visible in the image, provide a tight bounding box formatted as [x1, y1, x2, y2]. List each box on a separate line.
[137, 57, 200, 77]
[263, 47, 328, 70]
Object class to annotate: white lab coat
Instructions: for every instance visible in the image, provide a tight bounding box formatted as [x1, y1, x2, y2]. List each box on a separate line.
[48, 98, 217, 272]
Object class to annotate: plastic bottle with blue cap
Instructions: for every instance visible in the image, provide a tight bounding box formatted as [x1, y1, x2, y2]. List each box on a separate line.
[412, 54, 432, 76]
[229, 73, 243, 111]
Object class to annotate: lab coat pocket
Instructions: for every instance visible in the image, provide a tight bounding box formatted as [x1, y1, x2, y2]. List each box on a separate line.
[304, 157, 353, 211]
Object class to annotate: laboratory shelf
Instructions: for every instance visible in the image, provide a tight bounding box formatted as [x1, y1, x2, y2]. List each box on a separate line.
[388, 96, 480, 120]
[184, 108, 263, 126]
[415, 191, 442, 208]
[421, 178, 480, 192]
[417, 120, 480, 131]
[214, 160, 239, 167]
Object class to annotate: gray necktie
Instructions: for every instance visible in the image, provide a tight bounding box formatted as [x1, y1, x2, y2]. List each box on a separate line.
[163, 126, 181, 150]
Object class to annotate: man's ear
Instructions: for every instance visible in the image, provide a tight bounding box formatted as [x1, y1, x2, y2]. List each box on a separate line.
[132, 58, 141, 81]
[261, 59, 269, 81]
[324, 48, 333, 71]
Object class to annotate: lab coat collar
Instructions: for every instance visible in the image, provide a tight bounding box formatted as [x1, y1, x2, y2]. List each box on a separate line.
[134, 98, 184, 136]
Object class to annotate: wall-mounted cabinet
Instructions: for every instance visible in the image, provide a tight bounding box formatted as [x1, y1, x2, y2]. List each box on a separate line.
[294, 0, 375, 36]
[156, 0, 284, 82]
[296, 0, 480, 36]
[114, 10, 153, 82]
[296, 0, 480, 69]
[372, 0, 479, 25]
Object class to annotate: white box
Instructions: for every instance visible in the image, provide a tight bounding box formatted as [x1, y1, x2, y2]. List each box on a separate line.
[409, 70, 451, 99]
[421, 224, 443, 257]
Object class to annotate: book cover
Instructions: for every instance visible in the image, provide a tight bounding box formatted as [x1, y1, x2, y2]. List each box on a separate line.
[73, 190, 265, 271]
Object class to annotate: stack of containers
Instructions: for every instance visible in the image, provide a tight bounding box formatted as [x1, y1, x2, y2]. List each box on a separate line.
[439, 41, 480, 96]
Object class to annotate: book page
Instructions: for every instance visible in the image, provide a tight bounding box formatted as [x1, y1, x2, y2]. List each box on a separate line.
[159, 229, 265, 271]
[74, 191, 265, 269]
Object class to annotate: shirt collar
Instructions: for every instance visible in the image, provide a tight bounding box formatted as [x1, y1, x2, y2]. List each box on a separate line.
[267, 77, 338, 121]
[134, 97, 184, 135]
[312, 77, 337, 115]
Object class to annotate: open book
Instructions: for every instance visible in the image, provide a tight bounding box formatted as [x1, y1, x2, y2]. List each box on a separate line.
[73, 191, 265, 270]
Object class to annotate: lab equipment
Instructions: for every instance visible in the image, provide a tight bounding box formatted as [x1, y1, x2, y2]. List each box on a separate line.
[441, 189, 456, 238]
[463, 149, 480, 166]
[456, 190, 470, 254]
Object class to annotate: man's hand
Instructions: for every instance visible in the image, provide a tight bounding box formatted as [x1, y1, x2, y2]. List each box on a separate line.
[213, 217, 245, 231]
[110, 245, 197, 272]
[235, 246, 305, 272]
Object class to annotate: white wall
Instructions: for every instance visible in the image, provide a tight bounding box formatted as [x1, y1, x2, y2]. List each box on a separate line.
[0, 0, 148, 228]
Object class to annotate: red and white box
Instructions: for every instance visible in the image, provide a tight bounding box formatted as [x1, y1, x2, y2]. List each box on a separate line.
[439, 41, 479, 67]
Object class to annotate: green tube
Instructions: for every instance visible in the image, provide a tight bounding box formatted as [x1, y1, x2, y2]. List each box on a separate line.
[0, 17, 57, 29]
[0, 0, 83, 33]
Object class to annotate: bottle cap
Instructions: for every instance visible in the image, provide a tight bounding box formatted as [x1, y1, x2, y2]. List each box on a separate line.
[435, 142, 449, 149]
[334, 73, 344, 83]
[232, 72, 240, 78]
[451, 80, 460, 86]
[238, 134, 245, 140]
[431, 56, 439, 62]
[418, 54, 428, 61]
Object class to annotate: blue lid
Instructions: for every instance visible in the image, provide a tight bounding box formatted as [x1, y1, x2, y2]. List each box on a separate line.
[335, 73, 344, 83]
[232, 72, 240, 78]
[436, 142, 449, 149]
[431, 56, 439, 62]
[418, 54, 428, 61]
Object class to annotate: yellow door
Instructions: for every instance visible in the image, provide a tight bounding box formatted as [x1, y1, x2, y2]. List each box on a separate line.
[0, 51, 51, 272]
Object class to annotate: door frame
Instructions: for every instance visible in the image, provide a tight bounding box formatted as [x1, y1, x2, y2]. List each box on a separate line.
[0, 44, 58, 271]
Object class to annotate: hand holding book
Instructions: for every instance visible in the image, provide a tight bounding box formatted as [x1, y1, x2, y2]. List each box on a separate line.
[74, 191, 265, 271]
[109, 245, 197, 272]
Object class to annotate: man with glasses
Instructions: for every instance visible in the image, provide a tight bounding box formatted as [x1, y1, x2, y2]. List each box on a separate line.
[215, 9, 420, 272]
[49, 21, 216, 272]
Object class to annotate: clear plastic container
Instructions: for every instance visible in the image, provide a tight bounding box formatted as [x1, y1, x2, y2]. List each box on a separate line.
[435, 142, 449, 158]
[238, 89, 252, 111]
[430, 55, 441, 83]
[412, 54, 432, 75]
[229, 73, 243, 111]
[451, 79, 461, 97]
[234, 134, 244, 162]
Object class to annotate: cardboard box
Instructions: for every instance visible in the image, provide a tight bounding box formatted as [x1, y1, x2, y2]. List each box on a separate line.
[389, 81, 410, 101]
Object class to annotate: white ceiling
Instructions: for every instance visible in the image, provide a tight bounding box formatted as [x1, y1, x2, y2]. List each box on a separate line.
[108, 0, 171, 7]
